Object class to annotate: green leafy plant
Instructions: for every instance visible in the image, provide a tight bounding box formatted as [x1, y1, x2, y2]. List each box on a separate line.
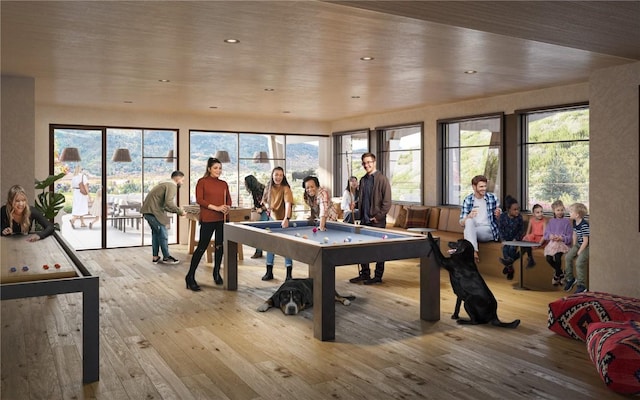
[34, 172, 66, 230]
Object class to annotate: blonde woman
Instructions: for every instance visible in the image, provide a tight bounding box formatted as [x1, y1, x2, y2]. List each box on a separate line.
[1, 185, 54, 241]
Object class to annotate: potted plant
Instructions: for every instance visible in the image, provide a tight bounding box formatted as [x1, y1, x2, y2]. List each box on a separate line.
[34, 172, 66, 230]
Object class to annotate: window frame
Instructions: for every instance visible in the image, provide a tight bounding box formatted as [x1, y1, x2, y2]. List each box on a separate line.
[517, 102, 589, 212]
[438, 113, 504, 207]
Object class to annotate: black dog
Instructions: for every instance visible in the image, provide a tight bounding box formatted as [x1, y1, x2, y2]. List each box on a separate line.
[256, 278, 355, 315]
[427, 233, 520, 328]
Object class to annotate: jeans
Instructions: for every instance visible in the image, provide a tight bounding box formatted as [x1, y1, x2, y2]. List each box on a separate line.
[144, 214, 170, 258]
[266, 216, 292, 267]
[565, 244, 589, 286]
[188, 221, 224, 275]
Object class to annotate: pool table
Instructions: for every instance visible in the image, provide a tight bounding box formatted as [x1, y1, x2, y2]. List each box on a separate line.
[223, 220, 440, 341]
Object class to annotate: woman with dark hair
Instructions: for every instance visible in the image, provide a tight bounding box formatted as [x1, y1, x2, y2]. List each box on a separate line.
[340, 176, 359, 223]
[1, 185, 54, 241]
[244, 174, 267, 258]
[261, 166, 294, 281]
[302, 175, 338, 231]
[185, 157, 231, 291]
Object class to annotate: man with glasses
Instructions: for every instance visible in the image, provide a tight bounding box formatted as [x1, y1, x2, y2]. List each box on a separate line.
[349, 152, 392, 285]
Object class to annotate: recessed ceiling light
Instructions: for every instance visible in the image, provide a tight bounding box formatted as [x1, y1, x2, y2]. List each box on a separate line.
[224, 39, 240, 43]
[264, 88, 275, 92]
[209, 106, 218, 109]
[351, 96, 360, 99]
[158, 79, 171, 82]
[360, 56, 374, 61]
[464, 70, 477, 74]
[123, 100, 133, 103]
[282, 111, 291, 114]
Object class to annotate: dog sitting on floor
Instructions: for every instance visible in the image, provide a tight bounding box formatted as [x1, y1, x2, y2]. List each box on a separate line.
[256, 278, 355, 315]
[427, 233, 520, 328]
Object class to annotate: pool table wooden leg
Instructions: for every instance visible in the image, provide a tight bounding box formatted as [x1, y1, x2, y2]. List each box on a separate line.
[312, 258, 336, 341]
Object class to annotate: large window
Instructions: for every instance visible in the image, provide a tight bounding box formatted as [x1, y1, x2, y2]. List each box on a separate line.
[189, 131, 328, 210]
[379, 124, 423, 203]
[333, 130, 369, 196]
[521, 105, 589, 211]
[441, 115, 502, 206]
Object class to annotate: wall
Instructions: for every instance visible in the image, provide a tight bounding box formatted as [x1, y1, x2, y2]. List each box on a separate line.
[589, 61, 640, 298]
[1, 75, 35, 200]
[14, 68, 640, 298]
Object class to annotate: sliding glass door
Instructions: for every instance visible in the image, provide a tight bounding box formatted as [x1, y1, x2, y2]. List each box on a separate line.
[53, 125, 178, 250]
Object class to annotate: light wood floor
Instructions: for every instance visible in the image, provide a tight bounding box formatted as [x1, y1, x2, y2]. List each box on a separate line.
[1, 244, 625, 399]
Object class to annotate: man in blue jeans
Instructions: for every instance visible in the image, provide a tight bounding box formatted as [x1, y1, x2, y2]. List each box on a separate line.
[141, 171, 185, 264]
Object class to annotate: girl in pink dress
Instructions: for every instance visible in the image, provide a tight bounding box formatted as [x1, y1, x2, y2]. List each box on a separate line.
[522, 203, 546, 267]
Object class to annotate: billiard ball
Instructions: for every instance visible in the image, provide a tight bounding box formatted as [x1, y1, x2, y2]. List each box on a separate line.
[382, 235, 388, 239]
[323, 237, 329, 243]
[43, 264, 49, 270]
[292, 222, 297, 227]
[347, 236, 352, 242]
[302, 235, 308, 239]
[265, 227, 271, 232]
[295, 233, 301, 237]
[54, 263, 61, 269]
[312, 227, 318, 233]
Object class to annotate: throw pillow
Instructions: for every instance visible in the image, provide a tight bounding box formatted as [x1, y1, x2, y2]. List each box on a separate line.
[393, 206, 408, 228]
[405, 207, 430, 229]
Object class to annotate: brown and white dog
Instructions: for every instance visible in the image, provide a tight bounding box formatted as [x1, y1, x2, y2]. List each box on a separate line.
[256, 278, 355, 315]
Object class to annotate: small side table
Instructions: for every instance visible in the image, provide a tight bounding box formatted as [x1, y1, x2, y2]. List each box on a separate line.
[407, 227, 437, 235]
[502, 240, 541, 290]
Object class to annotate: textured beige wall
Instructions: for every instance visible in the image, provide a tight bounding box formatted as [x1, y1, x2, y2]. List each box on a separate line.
[589, 62, 640, 298]
[1, 75, 35, 201]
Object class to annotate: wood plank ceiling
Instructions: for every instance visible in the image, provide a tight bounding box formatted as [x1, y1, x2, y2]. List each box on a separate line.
[1, 1, 638, 121]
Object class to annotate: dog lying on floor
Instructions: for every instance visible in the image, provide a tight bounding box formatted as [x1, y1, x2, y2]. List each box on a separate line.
[256, 278, 355, 315]
[427, 233, 520, 328]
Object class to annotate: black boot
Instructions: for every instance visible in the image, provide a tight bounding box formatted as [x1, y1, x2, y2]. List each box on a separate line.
[251, 250, 263, 259]
[185, 275, 201, 291]
[213, 265, 223, 285]
[262, 265, 274, 281]
[349, 265, 371, 283]
[285, 266, 293, 281]
[364, 264, 384, 285]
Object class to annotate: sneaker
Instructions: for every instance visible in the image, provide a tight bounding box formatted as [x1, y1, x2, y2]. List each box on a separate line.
[363, 276, 383, 285]
[349, 274, 371, 284]
[162, 256, 180, 265]
[506, 266, 514, 280]
[499, 257, 513, 266]
[152, 257, 161, 265]
[526, 257, 536, 268]
[563, 278, 576, 292]
[574, 284, 587, 294]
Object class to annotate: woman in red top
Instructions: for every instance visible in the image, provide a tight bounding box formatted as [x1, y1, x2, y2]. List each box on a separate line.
[185, 157, 231, 291]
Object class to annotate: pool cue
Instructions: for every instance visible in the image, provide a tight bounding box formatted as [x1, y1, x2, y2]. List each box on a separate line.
[223, 189, 227, 223]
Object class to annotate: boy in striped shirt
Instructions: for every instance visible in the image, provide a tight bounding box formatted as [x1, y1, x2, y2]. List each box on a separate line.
[564, 203, 590, 293]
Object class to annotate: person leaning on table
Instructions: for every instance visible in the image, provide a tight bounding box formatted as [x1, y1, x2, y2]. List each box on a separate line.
[1, 184, 54, 242]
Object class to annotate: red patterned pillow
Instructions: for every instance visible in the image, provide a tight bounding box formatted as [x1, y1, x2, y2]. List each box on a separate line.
[548, 292, 640, 341]
[405, 207, 430, 229]
[586, 320, 640, 395]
